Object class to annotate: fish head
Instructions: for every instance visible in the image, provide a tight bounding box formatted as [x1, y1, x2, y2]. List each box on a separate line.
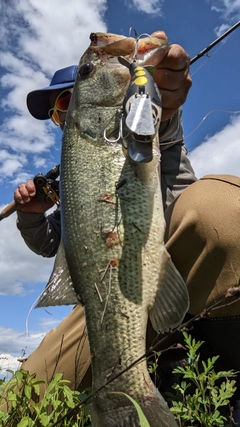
[66, 32, 168, 143]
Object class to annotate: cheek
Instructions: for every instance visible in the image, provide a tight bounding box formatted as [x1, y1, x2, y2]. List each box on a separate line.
[58, 111, 67, 128]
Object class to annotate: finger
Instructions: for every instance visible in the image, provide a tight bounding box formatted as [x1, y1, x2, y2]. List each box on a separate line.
[160, 86, 191, 110]
[157, 44, 191, 71]
[25, 180, 36, 197]
[14, 188, 24, 204]
[150, 30, 168, 43]
[154, 68, 192, 92]
[14, 183, 33, 203]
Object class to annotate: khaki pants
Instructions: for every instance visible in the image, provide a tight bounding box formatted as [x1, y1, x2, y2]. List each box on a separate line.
[21, 174, 240, 392]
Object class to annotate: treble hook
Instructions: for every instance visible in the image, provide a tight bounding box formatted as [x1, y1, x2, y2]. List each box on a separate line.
[103, 110, 129, 144]
[129, 27, 138, 38]
[103, 109, 122, 143]
[128, 27, 152, 61]
[103, 128, 121, 144]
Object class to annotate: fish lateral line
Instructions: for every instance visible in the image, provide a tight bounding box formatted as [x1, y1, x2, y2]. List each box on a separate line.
[100, 263, 113, 324]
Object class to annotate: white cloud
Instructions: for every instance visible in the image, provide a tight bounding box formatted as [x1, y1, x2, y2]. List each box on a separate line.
[0, 0, 107, 182]
[0, 354, 21, 379]
[210, 0, 240, 19]
[0, 313, 72, 377]
[209, 1, 240, 37]
[188, 114, 240, 178]
[214, 23, 231, 37]
[0, 327, 45, 359]
[130, 0, 164, 14]
[0, 334, 43, 358]
[0, 151, 27, 179]
[0, 209, 53, 295]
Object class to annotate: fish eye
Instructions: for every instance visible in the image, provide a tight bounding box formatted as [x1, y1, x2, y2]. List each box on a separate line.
[79, 62, 94, 77]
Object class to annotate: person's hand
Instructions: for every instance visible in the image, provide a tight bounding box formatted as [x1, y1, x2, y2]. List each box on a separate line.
[151, 30, 192, 122]
[14, 180, 54, 213]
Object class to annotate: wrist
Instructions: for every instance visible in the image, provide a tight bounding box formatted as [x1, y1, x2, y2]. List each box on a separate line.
[159, 108, 183, 146]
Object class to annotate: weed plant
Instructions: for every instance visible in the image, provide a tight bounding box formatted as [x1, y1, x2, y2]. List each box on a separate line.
[166, 332, 238, 426]
[0, 369, 91, 426]
[0, 332, 238, 426]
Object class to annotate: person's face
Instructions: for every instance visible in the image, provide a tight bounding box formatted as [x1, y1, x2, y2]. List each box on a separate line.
[58, 111, 67, 131]
[49, 88, 72, 131]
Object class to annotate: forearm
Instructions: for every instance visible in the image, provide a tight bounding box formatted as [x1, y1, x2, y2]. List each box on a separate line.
[16, 209, 61, 257]
[159, 109, 198, 209]
[159, 108, 184, 148]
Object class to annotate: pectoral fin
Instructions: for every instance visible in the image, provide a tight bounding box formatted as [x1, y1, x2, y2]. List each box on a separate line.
[149, 249, 189, 333]
[36, 240, 81, 308]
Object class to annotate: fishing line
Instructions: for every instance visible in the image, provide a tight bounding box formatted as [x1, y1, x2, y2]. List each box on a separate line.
[184, 108, 240, 140]
[190, 62, 205, 77]
[159, 109, 240, 149]
[25, 294, 47, 337]
[191, 42, 225, 77]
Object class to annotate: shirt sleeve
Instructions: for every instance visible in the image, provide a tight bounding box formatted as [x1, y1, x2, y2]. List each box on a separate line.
[159, 108, 198, 210]
[16, 208, 61, 258]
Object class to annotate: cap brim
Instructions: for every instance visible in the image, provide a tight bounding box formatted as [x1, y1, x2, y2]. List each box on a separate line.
[27, 81, 74, 120]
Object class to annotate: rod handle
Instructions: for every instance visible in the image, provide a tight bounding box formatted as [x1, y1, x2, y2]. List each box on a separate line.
[0, 200, 20, 221]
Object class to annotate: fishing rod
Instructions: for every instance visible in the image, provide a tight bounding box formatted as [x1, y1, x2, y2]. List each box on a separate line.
[0, 165, 60, 221]
[190, 21, 240, 64]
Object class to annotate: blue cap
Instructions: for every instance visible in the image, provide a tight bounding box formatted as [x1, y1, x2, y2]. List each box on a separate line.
[27, 65, 78, 120]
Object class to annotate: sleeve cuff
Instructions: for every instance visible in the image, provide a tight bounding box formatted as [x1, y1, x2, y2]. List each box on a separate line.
[159, 108, 184, 148]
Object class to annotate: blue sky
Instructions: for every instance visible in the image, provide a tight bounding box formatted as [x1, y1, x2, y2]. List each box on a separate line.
[0, 0, 240, 376]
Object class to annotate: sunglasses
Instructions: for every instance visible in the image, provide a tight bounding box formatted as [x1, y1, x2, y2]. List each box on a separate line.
[48, 88, 73, 126]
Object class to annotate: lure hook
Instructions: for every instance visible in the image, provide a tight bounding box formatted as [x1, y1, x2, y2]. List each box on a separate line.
[128, 27, 152, 61]
[103, 110, 129, 144]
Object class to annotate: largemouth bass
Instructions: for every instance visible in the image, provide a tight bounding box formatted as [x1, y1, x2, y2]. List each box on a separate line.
[37, 32, 189, 427]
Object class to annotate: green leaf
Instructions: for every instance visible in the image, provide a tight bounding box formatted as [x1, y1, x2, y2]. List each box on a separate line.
[18, 416, 34, 427]
[24, 384, 32, 400]
[111, 392, 150, 427]
[15, 370, 24, 386]
[7, 393, 17, 401]
[32, 383, 41, 396]
[38, 413, 50, 426]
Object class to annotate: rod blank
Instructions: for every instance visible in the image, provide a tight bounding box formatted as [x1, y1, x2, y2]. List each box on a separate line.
[190, 21, 240, 65]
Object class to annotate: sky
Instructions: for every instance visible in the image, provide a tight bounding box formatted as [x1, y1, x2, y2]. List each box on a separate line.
[0, 0, 240, 378]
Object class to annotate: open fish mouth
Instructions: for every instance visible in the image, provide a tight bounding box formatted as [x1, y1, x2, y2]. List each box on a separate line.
[89, 31, 169, 66]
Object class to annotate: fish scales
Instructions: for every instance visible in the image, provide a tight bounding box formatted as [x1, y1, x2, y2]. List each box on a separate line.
[62, 115, 176, 427]
[38, 33, 189, 426]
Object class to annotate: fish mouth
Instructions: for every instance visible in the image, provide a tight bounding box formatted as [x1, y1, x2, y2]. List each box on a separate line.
[89, 32, 168, 66]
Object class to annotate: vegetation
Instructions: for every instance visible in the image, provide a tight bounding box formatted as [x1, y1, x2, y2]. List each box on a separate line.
[0, 369, 91, 426]
[0, 332, 238, 426]
[166, 332, 238, 426]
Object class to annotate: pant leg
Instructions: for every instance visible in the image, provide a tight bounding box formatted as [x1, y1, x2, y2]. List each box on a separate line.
[21, 305, 91, 395]
[165, 174, 240, 318]
[162, 174, 240, 395]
